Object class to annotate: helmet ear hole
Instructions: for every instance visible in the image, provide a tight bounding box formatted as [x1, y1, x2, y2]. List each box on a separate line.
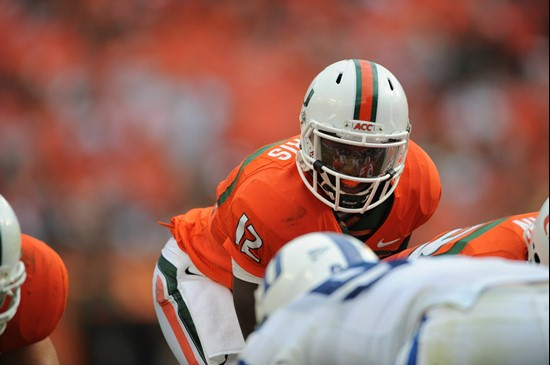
[388, 78, 394, 91]
[336, 72, 343, 84]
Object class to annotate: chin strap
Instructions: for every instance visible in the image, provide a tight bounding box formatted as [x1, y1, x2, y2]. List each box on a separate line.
[313, 160, 337, 201]
[315, 170, 368, 209]
[313, 160, 325, 174]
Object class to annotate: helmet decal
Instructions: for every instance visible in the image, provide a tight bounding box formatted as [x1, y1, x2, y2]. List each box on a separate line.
[304, 88, 315, 108]
[353, 59, 379, 123]
[262, 253, 282, 293]
[329, 232, 367, 266]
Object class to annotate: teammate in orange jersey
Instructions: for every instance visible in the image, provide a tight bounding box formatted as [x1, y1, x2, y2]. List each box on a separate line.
[0, 195, 69, 365]
[385, 198, 549, 264]
[152, 59, 441, 364]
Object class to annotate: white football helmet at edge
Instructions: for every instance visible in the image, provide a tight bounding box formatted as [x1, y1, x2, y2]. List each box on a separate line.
[255, 232, 379, 324]
[525, 198, 549, 266]
[296, 59, 410, 213]
[0, 195, 26, 335]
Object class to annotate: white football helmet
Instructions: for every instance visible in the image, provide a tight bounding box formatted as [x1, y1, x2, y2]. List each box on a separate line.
[296, 59, 410, 213]
[255, 232, 378, 324]
[0, 195, 26, 335]
[526, 198, 549, 266]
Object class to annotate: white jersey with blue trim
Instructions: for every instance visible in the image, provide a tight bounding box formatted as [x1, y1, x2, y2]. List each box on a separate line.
[238, 256, 549, 365]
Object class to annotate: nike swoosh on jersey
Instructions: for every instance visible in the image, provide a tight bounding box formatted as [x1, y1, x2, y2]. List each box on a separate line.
[377, 238, 400, 248]
[184, 267, 202, 276]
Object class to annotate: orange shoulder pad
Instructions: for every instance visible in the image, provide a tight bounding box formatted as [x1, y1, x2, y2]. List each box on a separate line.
[0, 234, 68, 352]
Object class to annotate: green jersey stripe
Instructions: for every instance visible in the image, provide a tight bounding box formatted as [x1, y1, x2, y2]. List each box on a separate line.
[439, 217, 508, 256]
[216, 140, 283, 207]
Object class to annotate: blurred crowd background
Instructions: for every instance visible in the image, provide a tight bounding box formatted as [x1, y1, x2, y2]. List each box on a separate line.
[0, 0, 548, 364]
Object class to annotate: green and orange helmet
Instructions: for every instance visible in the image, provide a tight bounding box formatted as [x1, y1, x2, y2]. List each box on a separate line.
[297, 59, 410, 213]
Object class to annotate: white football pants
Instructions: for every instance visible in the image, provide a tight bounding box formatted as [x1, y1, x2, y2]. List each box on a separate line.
[152, 238, 245, 365]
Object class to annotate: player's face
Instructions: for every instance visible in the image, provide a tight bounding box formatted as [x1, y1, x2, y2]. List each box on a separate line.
[320, 137, 397, 193]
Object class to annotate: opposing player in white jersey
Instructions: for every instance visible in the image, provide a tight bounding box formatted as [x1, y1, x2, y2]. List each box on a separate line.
[238, 232, 549, 365]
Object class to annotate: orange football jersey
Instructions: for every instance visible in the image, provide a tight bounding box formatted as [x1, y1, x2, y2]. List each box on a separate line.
[0, 234, 69, 353]
[384, 212, 536, 261]
[168, 135, 441, 288]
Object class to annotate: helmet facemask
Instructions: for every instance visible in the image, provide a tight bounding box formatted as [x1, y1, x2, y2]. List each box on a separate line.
[297, 119, 408, 213]
[0, 195, 27, 335]
[0, 261, 26, 335]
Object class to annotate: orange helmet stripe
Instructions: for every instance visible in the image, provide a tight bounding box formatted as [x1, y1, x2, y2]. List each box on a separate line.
[353, 59, 378, 123]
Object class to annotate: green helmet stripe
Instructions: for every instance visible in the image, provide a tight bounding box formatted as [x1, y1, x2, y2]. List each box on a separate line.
[353, 59, 362, 120]
[370, 61, 379, 123]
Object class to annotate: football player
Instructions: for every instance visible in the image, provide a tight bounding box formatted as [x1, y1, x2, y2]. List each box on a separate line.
[152, 59, 441, 364]
[385, 197, 549, 263]
[239, 232, 549, 365]
[0, 195, 69, 365]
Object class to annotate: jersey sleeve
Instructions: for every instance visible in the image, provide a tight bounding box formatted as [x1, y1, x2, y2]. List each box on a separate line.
[210, 136, 341, 282]
[0, 234, 69, 353]
[384, 213, 536, 261]
[223, 178, 299, 280]
[221, 173, 341, 281]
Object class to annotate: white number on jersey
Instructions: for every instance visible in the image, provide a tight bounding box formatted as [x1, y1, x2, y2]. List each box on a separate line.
[406, 224, 483, 259]
[235, 213, 263, 262]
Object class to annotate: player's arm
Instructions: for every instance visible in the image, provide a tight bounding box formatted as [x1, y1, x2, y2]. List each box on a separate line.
[216, 188, 285, 339]
[230, 251, 263, 339]
[218, 203, 269, 339]
[384, 216, 528, 261]
[0, 337, 60, 365]
[232, 276, 259, 339]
